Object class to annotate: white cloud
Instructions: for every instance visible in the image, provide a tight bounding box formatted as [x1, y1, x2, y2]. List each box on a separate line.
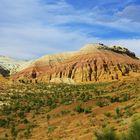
[116, 5, 140, 22]
[0, 25, 99, 59]
[0, 0, 140, 59]
[102, 39, 140, 57]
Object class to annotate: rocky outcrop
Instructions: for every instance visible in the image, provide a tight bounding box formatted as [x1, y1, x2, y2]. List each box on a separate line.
[50, 78, 75, 84]
[0, 65, 10, 77]
[0, 55, 32, 75]
[12, 43, 140, 84]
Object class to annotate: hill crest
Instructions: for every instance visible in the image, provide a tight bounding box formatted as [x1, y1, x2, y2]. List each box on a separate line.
[12, 43, 140, 84]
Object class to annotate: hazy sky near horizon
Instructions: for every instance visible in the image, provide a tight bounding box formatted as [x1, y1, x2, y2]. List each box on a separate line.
[0, 0, 140, 59]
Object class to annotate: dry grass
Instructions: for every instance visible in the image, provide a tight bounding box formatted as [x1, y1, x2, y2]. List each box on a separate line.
[0, 75, 140, 140]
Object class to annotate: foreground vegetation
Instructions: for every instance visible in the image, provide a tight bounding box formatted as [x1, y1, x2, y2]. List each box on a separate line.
[0, 76, 140, 139]
[95, 119, 140, 140]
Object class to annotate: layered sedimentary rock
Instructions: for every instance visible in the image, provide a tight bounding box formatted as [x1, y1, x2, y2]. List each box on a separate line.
[12, 43, 140, 84]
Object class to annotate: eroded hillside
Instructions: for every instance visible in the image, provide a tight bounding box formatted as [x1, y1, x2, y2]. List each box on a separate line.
[12, 44, 140, 84]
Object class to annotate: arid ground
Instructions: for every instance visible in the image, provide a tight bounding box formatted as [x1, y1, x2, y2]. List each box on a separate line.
[1, 73, 140, 140]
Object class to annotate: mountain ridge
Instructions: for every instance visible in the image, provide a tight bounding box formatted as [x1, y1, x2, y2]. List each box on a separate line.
[0, 55, 33, 76]
[11, 43, 140, 84]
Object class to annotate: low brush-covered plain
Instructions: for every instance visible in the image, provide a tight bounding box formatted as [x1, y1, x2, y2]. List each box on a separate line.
[1, 76, 140, 140]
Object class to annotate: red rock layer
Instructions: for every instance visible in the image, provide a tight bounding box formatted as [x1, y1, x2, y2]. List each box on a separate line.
[12, 47, 140, 83]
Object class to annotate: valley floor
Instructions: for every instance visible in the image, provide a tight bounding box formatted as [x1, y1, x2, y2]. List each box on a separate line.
[1, 75, 140, 139]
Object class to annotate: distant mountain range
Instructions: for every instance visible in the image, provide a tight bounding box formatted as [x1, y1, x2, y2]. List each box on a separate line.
[0, 55, 32, 76]
[5, 43, 139, 84]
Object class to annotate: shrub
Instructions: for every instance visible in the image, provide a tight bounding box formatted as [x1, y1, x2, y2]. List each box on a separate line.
[110, 96, 119, 103]
[61, 110, 71, 115]
[115, 107, 122, 118]
[104, 112, 112, 117]
[96, 100, 108, 107]
[95, 126, 118, 140]
[74, 105, 84, 113]
[122, 94, 130, 102]
[46, 114, 51, 121]
[125, 109, 133, 117]
[24, 128, 32, 139]
[95, 120, 140, 140]
[84, 107, 92, 114]
[47, 126, 57, 133]
[2, 105, 11, 115]
[74, 106, 92, 114]
[49, 103, 56, 110]
[79, 93, 90, 102]
[0, 119, 8, 128]
[121, 120, 140, 140]
[23, 118, 29, 124]
[129, 120, 140, 139]
[11, 125, 18, 138]
[18, 111, 25, 119]
[47, 98, 53, 106]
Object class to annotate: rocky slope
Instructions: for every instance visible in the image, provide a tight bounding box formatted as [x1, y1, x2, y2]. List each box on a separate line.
[0, 65, 10, 77]
[12, 43, 140, 83]
[0, 56, 32, 75]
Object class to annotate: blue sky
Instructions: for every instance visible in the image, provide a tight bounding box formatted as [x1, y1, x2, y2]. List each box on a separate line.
[0, 0, 140, 59]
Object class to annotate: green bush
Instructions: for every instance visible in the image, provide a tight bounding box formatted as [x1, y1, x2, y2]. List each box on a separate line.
[96, 100, 108, 107]
[23, 118, 29, 124]
[18, 111, 25, 119]
[121, 120, 140, 140]
[95, 126, 118, 140]
[0, 119, 8, 128]
[46, 114, 51, 121]
[74, 105, 84, 113]
[84, 107, 92, 114]
[110, 96, 119, 103]
[125, 109, 133, 117]
[104, 112, 112, 117]
[121, 94, 130, 102]
[95, 120, 140, 140]
[79, 93, 90, 102]
[47, 98, 53, 106]
[115, 107, 122, 118]
[61, 110, 71, 115]
[24, 128, 32, 139]
[74, 106, 92, 114]
[11, 125, 18, 138]
[47, 126, 57, 133]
